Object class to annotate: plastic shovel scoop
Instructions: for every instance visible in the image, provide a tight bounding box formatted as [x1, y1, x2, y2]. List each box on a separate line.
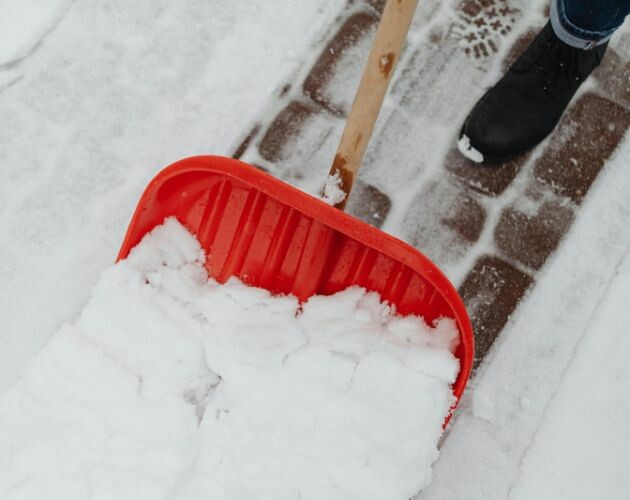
[117, 0, 474, 419]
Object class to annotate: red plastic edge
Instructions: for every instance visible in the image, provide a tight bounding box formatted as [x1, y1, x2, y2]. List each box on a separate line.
[117, 156, 474, 422]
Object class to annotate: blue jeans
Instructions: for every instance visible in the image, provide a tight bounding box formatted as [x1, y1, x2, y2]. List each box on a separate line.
[551, 0, 630, 48]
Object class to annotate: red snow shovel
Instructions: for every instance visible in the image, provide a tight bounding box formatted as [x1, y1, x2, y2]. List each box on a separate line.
[117, 0, 474, 420]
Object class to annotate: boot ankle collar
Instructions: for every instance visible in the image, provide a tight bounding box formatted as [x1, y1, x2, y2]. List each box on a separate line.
[551, 0, 613, 50]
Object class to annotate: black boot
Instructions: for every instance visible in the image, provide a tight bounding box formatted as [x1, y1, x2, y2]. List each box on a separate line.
[458, 21, 608, 163]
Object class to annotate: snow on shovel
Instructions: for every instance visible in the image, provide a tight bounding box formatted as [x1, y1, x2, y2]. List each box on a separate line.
[117, 0, 474, 422]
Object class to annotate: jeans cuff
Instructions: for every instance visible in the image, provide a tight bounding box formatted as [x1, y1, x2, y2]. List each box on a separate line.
[551, 0, 614, 49]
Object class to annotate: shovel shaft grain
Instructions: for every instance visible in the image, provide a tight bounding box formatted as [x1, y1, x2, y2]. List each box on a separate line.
[329, 0, 419, 210]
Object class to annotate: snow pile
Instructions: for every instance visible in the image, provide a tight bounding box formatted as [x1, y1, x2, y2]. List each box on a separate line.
[0, 218, 459, 499]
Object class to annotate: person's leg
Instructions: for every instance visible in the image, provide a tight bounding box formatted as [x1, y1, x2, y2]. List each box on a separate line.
[552, 0, 630, 49]
[458, 0, 628, 164]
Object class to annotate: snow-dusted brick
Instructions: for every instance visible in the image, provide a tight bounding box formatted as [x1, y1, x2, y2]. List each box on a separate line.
[365, 0, 386, 13]
[444, 145, 527, 196]
[534, 93, 630, 203]
[403, 177, 486, 268]
[459, 255, 533, 367]
[494, 197, 575, 270]
[232, 123, 262, 160]
[345, 180, 392, 228]
[592, 47, 630, 111]
[257, 100, 344, 193]
[258, 100, 318, 163]
[303, 11, 378, 116]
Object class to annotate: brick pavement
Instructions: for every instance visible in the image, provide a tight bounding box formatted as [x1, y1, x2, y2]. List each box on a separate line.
[232, 0, 629, 369]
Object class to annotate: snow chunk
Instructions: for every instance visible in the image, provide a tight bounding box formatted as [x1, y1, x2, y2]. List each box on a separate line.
[457, 134, 484, 163]
[320, 172, 347, 206]
[0, 218, 459, 499]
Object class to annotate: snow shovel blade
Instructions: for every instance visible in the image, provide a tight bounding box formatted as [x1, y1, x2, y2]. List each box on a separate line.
[117, 156, 474, 414]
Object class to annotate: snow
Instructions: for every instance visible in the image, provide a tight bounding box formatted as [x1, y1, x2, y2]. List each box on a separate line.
[509, 250, 630, 500]
[0, 0, 73, 66]
[1, 0, 630, 497]
[0, 68, 21, 91]
[457, 134, 484, 163]
[0, 218, 460, 499]
[320, 172, 347, 205]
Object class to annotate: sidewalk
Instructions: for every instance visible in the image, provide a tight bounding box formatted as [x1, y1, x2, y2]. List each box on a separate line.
[232, 0, 629, 370]
[0, 1, 628, 498]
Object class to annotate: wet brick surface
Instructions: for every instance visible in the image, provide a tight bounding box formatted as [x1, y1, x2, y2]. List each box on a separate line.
[494, 197, 575, 270]
[365, 0, 385, 13]
[445, 146, 528, 196]
[345, 181, 392, 228]
[303, 11, 378, 115]
[403, 177, 486, 267]
[258, 100, 318, 163]
[592, 47, 630, 111]
[232, 124, 261, 160]
[534, 93, 630, 203]
[459, 255, 534, 367]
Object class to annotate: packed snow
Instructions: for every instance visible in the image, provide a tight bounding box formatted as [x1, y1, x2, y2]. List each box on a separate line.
[457, 134, 484, 163]
[0, 218, 460, 499]
[320, 172, 347, 205]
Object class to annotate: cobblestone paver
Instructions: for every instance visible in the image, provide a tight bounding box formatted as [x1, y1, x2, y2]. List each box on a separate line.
[232, 0, 629, 370]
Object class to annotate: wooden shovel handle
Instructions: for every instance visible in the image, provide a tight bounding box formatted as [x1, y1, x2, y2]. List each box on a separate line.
[328, 0, 419, 210]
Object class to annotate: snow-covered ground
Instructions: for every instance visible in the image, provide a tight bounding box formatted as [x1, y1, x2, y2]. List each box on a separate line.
[510, 252, 630, 499]
[1, 0, 629, 498]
